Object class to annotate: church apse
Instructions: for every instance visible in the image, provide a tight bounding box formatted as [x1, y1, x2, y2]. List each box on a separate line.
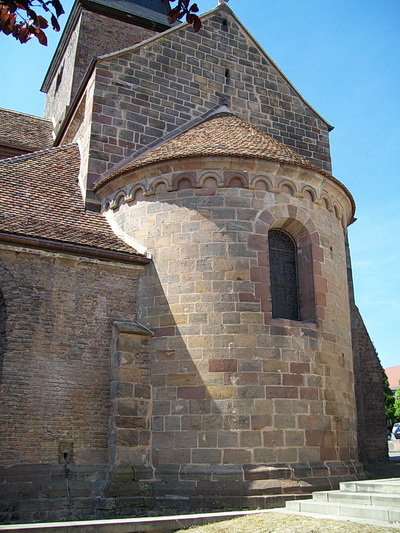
[94, 112, 362, 508]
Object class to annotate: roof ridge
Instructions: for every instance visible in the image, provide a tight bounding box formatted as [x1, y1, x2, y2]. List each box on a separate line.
[0, 107, 51, 123]
[0, 142, 78, 164]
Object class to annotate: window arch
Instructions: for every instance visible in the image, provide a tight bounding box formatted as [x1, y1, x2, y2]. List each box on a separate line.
[268, 229, 299, 320]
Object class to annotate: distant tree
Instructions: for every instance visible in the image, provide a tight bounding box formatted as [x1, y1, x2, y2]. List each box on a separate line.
[383, 370, 395, 420]
[395, 382, 400, 419]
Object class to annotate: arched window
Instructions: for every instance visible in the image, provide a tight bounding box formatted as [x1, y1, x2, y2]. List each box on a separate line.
[268, 229, 299, 320]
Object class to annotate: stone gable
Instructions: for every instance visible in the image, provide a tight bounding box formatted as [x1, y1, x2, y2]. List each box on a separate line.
[59, 6, 333, 197]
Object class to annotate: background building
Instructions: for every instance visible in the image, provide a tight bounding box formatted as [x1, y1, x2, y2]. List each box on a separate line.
[386, 366, 400, 393]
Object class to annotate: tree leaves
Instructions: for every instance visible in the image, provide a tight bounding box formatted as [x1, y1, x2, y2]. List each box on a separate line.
[0, 0, 63, 45]
[165, 0, 202, 32]
[0, 0, 202, 46]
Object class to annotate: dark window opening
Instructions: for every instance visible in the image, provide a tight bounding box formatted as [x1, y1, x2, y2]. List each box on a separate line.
[268, 229, 299, 320]
[55, 64, 64, 94]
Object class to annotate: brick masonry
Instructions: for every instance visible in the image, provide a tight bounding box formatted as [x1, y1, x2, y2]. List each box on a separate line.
[0, 248, 143, 467]
[0, 246, 151, 523]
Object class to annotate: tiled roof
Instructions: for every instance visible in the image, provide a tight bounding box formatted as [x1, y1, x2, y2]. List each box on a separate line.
[0, 108, 53, 153]
[386, 366, 400, 390]
[100, 113, 331, 185]
[0, 144, 140, 256]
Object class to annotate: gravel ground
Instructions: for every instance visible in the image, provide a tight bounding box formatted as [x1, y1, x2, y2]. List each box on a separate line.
[174, 512, 399, 533]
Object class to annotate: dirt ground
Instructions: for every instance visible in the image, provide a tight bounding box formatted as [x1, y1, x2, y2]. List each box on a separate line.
[174, 512, 399, 533]
[174, 458, 400, 533]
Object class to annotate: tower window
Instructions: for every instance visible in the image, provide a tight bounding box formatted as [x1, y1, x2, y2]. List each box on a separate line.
[268, 229, 299, 320]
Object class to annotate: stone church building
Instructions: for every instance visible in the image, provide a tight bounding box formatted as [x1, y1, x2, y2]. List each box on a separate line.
[0, 0, 387, 524]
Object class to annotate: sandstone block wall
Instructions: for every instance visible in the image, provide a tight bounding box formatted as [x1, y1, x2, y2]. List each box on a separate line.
[100, 155, 360, 506]
[44, 10, 157, 131]
[61, 8, 333, 194]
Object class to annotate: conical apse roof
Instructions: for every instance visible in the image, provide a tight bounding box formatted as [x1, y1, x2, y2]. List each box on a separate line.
[99, 112, 330, 185]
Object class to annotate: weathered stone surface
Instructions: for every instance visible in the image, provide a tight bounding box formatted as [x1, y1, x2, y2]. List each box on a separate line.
[0, 0, 385, 525]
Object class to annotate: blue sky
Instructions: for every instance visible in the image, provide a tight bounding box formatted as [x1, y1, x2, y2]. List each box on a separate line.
[1, 0, 399, 369]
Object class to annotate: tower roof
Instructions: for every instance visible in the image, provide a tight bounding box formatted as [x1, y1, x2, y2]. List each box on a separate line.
[80, 0, 170, 25]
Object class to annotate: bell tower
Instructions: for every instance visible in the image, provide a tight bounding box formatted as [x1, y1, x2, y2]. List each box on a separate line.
[41, 0, 171, 134]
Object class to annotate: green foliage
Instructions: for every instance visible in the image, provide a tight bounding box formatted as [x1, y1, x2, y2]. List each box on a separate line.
[394, 381, 400, 419]
[383, 370, 396, 419]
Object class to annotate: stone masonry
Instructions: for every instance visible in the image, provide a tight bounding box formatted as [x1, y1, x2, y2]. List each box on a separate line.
[53, 7, 333, 201]
[0, 0, 388, 524]
[94, 146, 362, 509]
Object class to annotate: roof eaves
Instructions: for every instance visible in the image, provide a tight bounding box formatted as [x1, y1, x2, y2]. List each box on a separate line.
[95, 151, 356, 222]
[0, 231, 150, 265]
[80, 0, 171, 28]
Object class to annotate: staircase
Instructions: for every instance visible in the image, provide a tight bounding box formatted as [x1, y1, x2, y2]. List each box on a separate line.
[286, 478, 400, 526]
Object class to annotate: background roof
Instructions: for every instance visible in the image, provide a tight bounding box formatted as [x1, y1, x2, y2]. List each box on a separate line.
[386, 366, 400, 390]
[0, 144, 140, 256]
[0, 108, 53, 153]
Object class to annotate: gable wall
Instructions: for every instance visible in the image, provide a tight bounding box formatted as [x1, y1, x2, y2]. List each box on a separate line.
[85, 9, 332, 190]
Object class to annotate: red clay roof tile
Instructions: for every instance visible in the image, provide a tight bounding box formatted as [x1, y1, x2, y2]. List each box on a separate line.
[99, 112, 330, 185]
[0, 108, 53, 153]
[0, 144, 140, 255]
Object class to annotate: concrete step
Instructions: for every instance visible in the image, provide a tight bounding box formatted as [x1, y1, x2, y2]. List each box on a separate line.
[286, 499, 400, 523]
[312, 489, 400, 508]
[340, 478, 400, 494]
[286, 477, 400, 527]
